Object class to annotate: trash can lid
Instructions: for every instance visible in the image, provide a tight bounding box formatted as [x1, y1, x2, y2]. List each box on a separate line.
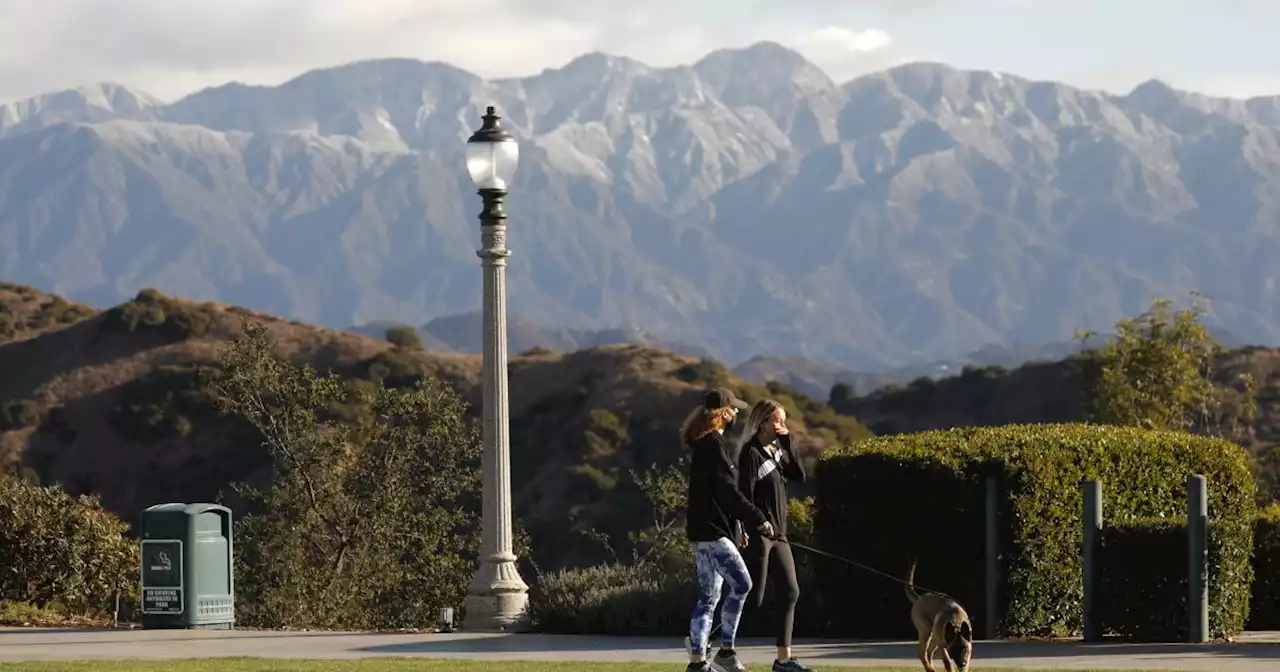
[143, 502, 231, 515]
[143, 502, 189, 512]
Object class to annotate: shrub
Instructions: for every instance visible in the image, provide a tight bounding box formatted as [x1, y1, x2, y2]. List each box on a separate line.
[106, 288, 213, 338]
[109, 365, 211, 442]
[528, 562, 694, 635]
[0, 400, 45, 431]
[1249, 504, 1280, 629]
[363, 350, 421, 388]
[0, 314, 15, 339]
[383, 324, 422, 349]
[814, 424, 1255, 640]
[169, 305, 212, 335]
[672, 358, 730, 387]
[0, 475, 138, 619]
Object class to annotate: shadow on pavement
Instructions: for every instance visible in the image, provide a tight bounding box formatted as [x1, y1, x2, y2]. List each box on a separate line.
[354, 635, 1280, 663]
[795, 640, 1280, 663]
[355, 634, 677, 655]
[0, 629, 391, 647]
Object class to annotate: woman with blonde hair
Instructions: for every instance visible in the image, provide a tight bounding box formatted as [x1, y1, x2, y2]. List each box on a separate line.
[682, 387, 774, 672]
[737, 398, 810, 672]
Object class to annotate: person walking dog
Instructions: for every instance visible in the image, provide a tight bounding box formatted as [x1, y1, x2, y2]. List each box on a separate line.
[682, 387, 775, 672]
[738, 399, 812, 672]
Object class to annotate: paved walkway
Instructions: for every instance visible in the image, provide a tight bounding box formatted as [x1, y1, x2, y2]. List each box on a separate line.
[1, 628, 1279, 670]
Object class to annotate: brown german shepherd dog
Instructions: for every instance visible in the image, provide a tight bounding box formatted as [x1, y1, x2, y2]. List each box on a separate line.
[905, 561, 973, 672]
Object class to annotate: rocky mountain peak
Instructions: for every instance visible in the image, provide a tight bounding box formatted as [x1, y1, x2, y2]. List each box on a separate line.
[2, 49, 1280, 370]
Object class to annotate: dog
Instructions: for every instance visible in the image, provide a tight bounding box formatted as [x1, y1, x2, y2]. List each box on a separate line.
[905, 561, 973, 672]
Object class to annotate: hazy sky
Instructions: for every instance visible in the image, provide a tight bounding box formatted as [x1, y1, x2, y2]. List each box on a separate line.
[1, 0, 1277, 104]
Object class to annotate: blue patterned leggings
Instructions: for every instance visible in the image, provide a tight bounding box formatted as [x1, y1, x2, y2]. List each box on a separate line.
[690, 537, 753, 652]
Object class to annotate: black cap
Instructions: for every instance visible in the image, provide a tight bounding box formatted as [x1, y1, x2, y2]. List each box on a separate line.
[704, 387, 749, 410]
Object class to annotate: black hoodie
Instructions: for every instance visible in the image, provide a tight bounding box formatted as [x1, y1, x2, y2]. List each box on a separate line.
[686, 430, 767, 542]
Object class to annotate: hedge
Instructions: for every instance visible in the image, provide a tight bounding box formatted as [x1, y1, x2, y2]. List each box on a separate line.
[1248, 504, 1280, 629]
[528, 562, 693, 635]
[814, 424, 1255, 640]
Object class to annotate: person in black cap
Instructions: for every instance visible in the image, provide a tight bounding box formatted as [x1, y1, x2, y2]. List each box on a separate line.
[681, 387, 775, 672]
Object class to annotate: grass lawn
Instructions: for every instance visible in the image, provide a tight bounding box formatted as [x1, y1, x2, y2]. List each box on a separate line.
[0, 659, 1178, 672]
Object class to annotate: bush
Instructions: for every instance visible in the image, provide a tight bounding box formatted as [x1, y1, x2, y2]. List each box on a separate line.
[1249, 504, 1280, 629]
[106, 288, 213, 338]
[0, 400, 45, 431]
[814, 424, 1255, 640]
[363, 350, 421, 388]
[528, 562, 694, 635]
[384, 324, 422, 349]
[109, 365, 211, 443]
[0, 476, 138, 619]
[672, 358, 730, 387]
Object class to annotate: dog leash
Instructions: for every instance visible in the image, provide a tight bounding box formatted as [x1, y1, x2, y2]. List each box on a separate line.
[696, 523, 954, 647]
[775, 536, 956, 602]
[704, 520, 955, 600]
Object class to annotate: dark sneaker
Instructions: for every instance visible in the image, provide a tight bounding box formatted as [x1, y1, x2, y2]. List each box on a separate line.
[772, 659, 813, 672]
[687, 663, 712, 672]
[711, 649, 748, 672]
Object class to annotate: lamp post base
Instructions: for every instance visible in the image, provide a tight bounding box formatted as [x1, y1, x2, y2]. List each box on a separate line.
[462, 591, 529, 632]
[462, 554, 530, 632]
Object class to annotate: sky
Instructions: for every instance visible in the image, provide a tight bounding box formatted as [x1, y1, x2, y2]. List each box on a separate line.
[1, 0, 1278, 104]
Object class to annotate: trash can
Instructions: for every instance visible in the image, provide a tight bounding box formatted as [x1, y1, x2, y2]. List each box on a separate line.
[139, 502, 235, 629]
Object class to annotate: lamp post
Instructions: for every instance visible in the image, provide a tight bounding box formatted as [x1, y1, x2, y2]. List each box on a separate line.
[461, 105, 529, 631]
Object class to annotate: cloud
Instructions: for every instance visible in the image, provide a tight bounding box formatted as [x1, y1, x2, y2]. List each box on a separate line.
[0, 0, 905, 104]
[811, 26, 894, 53]
[0, 0, 598, 101]
[789, 26, 899, 83]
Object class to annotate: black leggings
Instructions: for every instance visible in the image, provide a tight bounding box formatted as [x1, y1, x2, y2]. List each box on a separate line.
[745, 535, 800, 647]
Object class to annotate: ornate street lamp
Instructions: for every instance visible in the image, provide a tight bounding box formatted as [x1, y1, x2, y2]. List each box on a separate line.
[461, 106, 529, 631]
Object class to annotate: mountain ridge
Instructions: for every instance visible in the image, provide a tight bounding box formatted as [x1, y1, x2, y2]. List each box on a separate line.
[2, 42, 1279, 369]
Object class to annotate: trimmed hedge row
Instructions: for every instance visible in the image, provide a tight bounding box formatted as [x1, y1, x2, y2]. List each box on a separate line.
[528, 563, 693, 635]
[814, 424, 1255, 640]
[1248, 504, 1280, 629]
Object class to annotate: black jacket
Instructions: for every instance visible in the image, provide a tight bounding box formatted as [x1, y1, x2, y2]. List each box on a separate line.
[686, 430, 767, 542]
[738, 434, 806, 540]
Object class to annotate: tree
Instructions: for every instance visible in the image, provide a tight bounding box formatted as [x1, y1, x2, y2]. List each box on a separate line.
[1082, 296, 1257, 435]
[200, 321, 481, 629]
[829, 382, 855, 409]
[626, 458, 693, 572]
[384, 324, 423, 349]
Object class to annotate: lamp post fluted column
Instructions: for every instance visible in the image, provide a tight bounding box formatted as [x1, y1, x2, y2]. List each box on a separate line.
[462, 107, 529, 632]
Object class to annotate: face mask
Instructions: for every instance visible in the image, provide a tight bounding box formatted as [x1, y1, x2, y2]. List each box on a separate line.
[724, 416, 737, 433]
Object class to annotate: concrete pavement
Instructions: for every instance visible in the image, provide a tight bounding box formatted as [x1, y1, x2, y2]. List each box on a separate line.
[0, 628, 1279, 670]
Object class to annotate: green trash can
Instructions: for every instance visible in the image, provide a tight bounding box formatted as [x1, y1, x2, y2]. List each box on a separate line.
[139, 503, 235, 629]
